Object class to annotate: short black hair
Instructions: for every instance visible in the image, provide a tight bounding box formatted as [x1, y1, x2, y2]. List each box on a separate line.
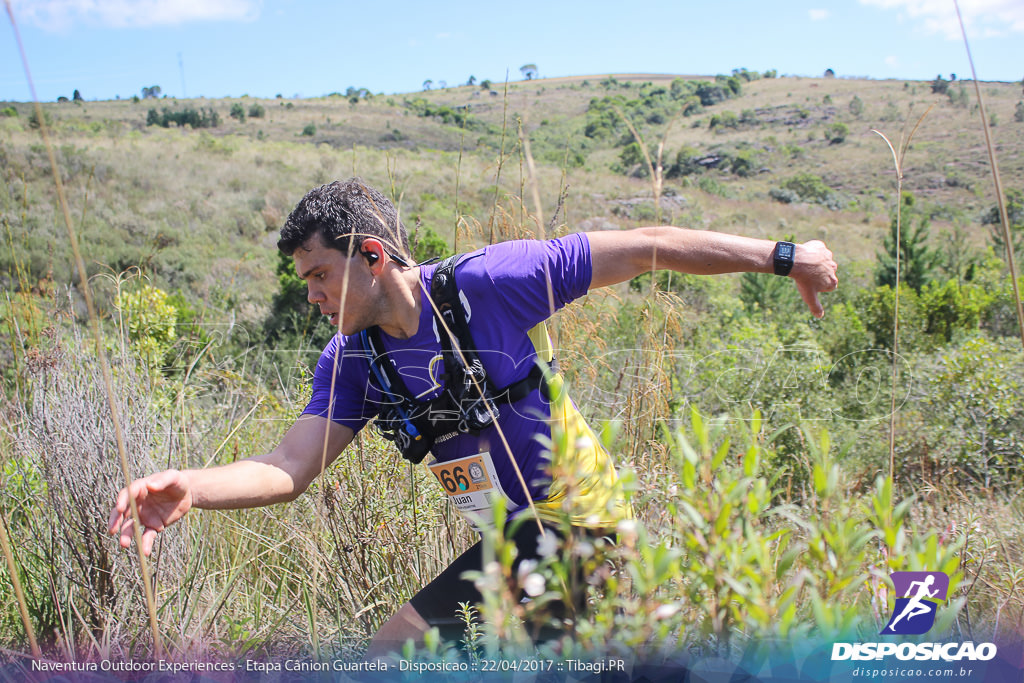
[277, 178, 410, 257]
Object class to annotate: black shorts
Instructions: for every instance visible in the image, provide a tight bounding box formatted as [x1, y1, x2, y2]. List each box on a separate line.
[409, 521, 605, 641]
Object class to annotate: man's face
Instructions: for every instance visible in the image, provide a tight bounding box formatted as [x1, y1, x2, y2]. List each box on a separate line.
[291, 233, 374, 336]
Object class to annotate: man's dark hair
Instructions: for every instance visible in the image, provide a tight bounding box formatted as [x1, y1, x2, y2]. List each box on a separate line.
[277, 178, 410, 257]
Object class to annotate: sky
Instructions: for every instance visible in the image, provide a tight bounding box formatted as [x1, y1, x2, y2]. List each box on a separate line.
[2, 0, 1023, 103]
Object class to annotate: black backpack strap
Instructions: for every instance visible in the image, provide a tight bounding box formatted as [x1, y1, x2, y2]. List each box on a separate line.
[360, 327, 435, 464]
[430, 254, 474, 371]
[432, 254, 553, 406]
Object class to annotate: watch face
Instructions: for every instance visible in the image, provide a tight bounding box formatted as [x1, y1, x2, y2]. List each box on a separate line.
[777, 242, 794, 260]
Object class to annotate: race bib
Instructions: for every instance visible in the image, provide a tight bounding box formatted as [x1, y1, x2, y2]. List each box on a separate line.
[428, 451, 511, 528]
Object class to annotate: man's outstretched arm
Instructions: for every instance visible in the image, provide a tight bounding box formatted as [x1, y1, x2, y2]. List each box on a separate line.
[586, 226, 838, 317]
[108, 415, 353, 555]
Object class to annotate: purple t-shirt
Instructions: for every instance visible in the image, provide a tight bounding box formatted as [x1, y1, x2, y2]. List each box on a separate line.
[303, 234, 593, 510]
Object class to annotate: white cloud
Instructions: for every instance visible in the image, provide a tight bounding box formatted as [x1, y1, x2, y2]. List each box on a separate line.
[11, 0, 261, 31]
[858, 0, 1024, 39]
[809, 9, 829, 21]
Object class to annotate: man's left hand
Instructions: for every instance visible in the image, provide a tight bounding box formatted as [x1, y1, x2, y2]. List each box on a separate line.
[791, 240, 839, 318]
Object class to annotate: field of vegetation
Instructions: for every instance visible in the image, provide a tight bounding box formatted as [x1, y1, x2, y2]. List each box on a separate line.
[1, 69, 1023, 675]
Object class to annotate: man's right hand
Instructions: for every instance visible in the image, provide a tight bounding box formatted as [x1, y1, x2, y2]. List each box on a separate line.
[108, 469, 193, 556]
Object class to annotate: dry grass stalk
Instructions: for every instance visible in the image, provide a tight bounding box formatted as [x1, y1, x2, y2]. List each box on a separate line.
[954, 0, 1024, 350]
[486, 77, 513, 246]
[3, 0, 163, 656]
[872, 105, 929, 485]
[0, 507, 39, 656]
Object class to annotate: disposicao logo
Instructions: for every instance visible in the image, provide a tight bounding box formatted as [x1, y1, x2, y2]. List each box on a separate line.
[882, 571, 949, 635]
[832, 570, 998, 663]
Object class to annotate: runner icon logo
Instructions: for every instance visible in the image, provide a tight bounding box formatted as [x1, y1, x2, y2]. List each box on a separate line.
[882, 571, 949, 635]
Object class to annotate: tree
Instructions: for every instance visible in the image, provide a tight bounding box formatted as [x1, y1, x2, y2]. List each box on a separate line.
[981, 188, 1024, 259]
[615, 142, 650, 177]
[141, 85, 162, 99]
[480, 79, 492, 91]
[422, 79, 433, 90]
[520, 64, 538, 80]
[73, 89, 83, 102]
[229, 102, 246, 122]
[930, 75, 950, 95]
[876, 203, 941, 293]
[824, 68, 835, 78]
[467, 75, 476, 86]
[263, 251, 335, 350]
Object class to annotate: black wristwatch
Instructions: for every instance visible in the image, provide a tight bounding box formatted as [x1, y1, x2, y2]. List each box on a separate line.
[773, 241, 795, 276]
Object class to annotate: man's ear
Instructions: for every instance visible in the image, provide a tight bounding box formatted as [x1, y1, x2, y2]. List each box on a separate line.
[360, 239, 386, 274]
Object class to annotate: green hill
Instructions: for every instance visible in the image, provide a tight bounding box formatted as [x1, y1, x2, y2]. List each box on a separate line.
[2, 72, 1021, 321]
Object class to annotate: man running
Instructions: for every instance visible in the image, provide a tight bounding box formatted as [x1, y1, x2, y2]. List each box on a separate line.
[109, 178, 838, 656]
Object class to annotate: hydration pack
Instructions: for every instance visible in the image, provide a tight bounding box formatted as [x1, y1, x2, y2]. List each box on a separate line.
[360, 254, 551, 465]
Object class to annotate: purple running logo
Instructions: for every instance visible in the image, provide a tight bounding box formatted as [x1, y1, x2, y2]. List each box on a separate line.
[882, 571, 949, 635]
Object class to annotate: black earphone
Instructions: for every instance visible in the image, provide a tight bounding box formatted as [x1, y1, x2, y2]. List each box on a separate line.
[362, 250, 379, 265]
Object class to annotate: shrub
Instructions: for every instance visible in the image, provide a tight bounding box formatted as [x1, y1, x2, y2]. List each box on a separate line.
[858, 284, 928, 351]
[667, 145, 705, 177]
[466, 408, 964, 659]
[920, 337, 1024, 486]
[696, 176, 729, 197]
[404, 98, 477, 129]
[7, 330, 185, 640]
[948, 86, 969, 108]
[981, 188, 1024, 258]
[708, 111, 739, 130]
[776, 172, 834, 204]
[410, 224, 450, 263]
[769, 188, 800, 204]
[614, 141, 650, 177]
[301, 123, 316, 136]
[115, 283, 179, 368]
[849, 95, 864, 118]
[263, 250, 334, 349]
[824, 122, 849, 144]
[919, 279, 991, 343]
[27, 109, 52, 129]
[695, 82, 727, 106]
[248, 103, 266, 118]
[229, 102, 246, 122]
[729, 149, 756, 177]
[146, 106, 220, 128]
[880, 102, 901, 122]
